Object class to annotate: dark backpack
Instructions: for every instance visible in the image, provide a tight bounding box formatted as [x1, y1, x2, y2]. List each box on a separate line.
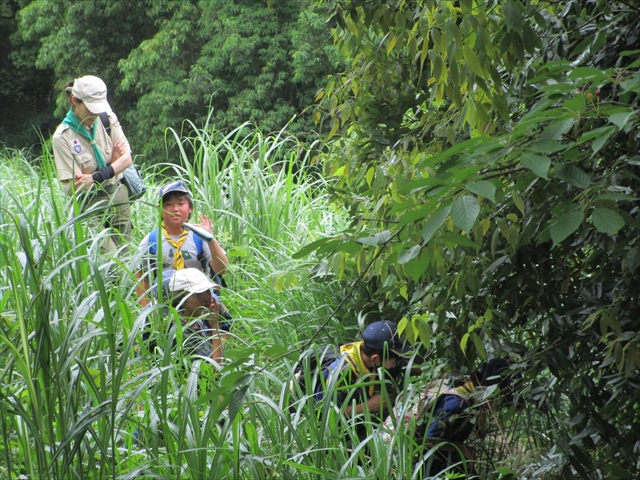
[98, 112, 111, 135]
[292, 345, 342, 395]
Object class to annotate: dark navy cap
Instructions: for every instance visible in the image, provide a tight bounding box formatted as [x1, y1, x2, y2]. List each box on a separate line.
[158, 180, 191, 200]
[362, 320, 412, 357]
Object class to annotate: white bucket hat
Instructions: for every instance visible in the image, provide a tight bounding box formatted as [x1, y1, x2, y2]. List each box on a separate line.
[168, 268, 220, 294]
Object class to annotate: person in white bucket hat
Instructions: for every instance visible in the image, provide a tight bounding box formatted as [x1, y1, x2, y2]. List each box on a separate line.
[149, 268, 224, 363]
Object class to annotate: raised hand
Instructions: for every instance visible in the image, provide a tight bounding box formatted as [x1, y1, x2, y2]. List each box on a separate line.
[195, 214, 214, 235]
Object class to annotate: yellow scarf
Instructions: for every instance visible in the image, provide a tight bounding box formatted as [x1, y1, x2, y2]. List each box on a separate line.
[162, 225, 188, 269]
[340, 341, 376, 398]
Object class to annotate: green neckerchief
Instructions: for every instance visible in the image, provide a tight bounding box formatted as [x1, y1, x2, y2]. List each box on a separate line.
[62, 108, 106, 169]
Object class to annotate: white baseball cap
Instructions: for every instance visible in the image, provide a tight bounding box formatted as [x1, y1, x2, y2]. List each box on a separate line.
[71, 75, 112, 114]
[168, 268, 219, 294]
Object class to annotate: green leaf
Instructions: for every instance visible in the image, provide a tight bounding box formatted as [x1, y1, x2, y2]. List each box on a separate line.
[398, 245, 422, 265]
[422, 206, 451, 243]
[451, 196, 480, 232]
[620, 71, 640, 93]
[567, 67, 610, 84]
[264, 345, 291, 358]
[577, 125, 616, 144]
[460, 333, 470, 352]
[414, 316, 431, 346]
[366, 167, 374, 186]
[592, 131, 613, 153]
[563, 95, 586, 111]
[539, 83, 577, 94]
[591, 208, 625, 234]
[555, 164, 591, 189]
[596, 193, 637, 202]
[228, 383, 250, 422]
[473, 333, 487, 359]
[626, 248, 640, 273]
[609, 110, 635, 130]
[466, 181, 496, 202]
[405, 250, 429, 280]
[441, 232, 479, 248]
[530, 139, 566, 153]
[464, 46, 484, 77]
[541, 118, 575, 140]
[358, 230, 391, 246]
[521, 24, 541, 53]
[292, 237, 333, 259]
[521, 153, 551, 179]
[503, 1, 522, 32]
[335, 241, 362, 254]
[550, 206, 584, 247]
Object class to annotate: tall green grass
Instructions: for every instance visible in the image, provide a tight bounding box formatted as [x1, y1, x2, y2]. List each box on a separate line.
[0, 128, 540, 479]
[0, 131, 392, 480]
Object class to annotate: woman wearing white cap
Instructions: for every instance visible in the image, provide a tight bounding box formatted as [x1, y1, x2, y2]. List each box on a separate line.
[51, 75, 133, 252]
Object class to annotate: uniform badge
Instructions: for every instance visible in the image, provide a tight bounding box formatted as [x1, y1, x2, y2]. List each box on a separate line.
[71, 138, 82, 154]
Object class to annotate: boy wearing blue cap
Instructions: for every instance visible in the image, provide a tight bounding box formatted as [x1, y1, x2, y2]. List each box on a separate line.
[136, 180, 229, 308]
[315, 320, 411, 422]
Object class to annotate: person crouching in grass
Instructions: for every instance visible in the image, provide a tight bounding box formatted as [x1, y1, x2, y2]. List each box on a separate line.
[381, 358, 521, 476]
[163, 268, 224, 363]
[314, 321, 412, 441]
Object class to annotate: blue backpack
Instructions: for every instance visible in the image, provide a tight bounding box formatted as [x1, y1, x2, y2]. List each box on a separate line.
[147, 228, 227, 288]
[148, 228, 207, 270]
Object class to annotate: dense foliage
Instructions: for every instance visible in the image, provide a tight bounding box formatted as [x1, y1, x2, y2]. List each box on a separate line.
[1, 0, 639, 478]
[301, 0, 639, 476]
[3, 0, 341, 156]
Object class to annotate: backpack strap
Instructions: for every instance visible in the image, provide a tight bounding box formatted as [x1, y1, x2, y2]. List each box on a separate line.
[192, 232, 228, 286]
[148, 228, 159, 255]
[98, 112, 111, 136]
[149, 228, 228, 286]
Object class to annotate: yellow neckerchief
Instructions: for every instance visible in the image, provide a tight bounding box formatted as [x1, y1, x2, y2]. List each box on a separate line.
[453, 379, 476, 399]
[162, 224, 188, 269]
[339, 341, 376, 398]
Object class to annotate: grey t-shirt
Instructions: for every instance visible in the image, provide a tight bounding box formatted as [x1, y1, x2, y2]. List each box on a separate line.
[137, 230, 213, 273]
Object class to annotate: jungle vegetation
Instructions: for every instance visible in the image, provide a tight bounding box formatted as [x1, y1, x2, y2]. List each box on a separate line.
[0, 0, 638, 478]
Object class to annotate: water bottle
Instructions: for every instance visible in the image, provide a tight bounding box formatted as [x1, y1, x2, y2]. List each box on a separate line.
[183, 222, 214, 242]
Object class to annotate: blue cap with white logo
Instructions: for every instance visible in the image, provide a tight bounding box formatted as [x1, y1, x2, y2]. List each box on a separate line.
[158, 180, 191, 200]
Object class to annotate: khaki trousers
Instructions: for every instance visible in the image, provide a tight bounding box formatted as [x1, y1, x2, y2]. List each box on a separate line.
[82, 181, 132, 253]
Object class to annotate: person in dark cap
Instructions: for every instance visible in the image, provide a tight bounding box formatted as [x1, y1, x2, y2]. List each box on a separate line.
[135, 180, 229, 308]
[313, 321, 412, 433]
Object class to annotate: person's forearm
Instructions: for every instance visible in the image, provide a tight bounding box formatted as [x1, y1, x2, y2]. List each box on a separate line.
[344, 394, 382, 417]
[208, 239, 229, 275]
[110, 151, 133, 175]
[135, 272, 150, 307]
[92, 165, 115, 183]
[209, 316, 223, 362]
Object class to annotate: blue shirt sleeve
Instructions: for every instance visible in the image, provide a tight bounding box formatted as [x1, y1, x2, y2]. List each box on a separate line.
[426, 394, 469, 438]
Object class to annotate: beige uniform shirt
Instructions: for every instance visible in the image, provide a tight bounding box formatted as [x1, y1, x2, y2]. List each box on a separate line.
[52, 111, 130, 196]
